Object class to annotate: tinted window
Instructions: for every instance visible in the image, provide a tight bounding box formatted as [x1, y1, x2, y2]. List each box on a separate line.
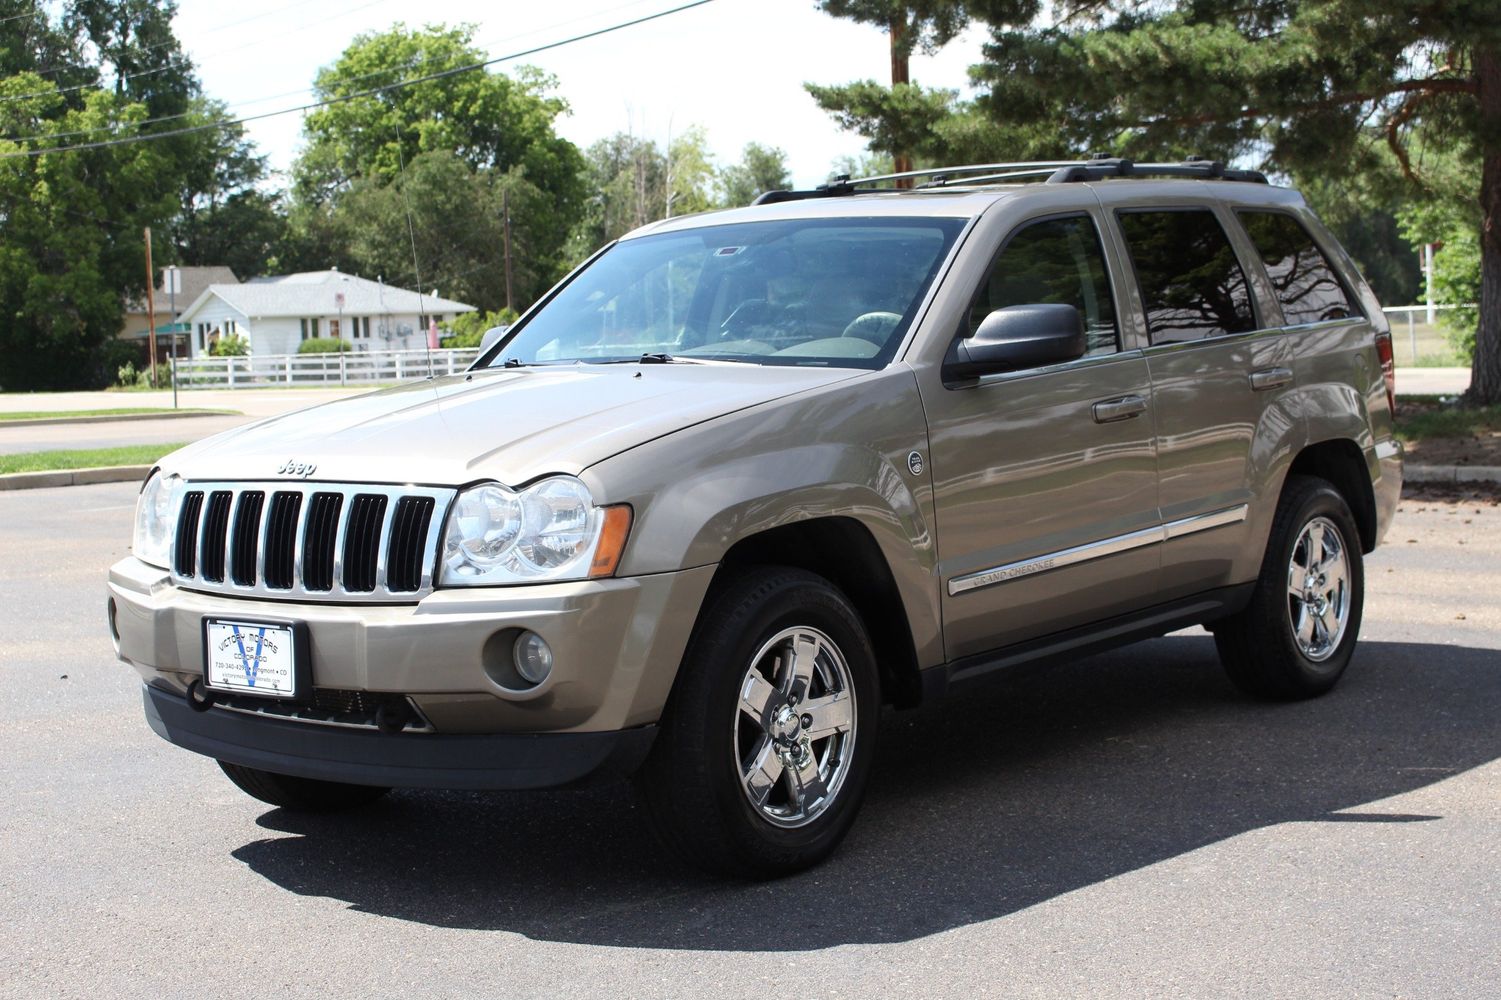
[1239, 211, 1359, 326]
[1118, 210, 1256, 343]
[968, 215, 1118, 356]
[490, 218, 965, 370]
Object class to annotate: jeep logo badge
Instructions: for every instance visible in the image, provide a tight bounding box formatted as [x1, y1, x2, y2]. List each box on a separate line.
[277, 459, 317, 478]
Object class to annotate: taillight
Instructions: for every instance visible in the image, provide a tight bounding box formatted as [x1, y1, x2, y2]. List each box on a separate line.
[1375, 330, 1396, 414]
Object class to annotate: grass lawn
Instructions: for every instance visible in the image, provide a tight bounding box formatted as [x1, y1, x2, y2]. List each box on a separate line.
[1394, 400, 1501, 443]
[0, 443, 188, 475]
[0, 407, 233, 422]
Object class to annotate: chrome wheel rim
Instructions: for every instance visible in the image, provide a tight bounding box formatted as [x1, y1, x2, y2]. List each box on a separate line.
[1286, 516, 1352, 662]
[733, 626, 856, 829]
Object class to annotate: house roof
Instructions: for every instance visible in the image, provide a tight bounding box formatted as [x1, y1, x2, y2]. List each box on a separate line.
[126, 265, 240, 313]
[179, 270, 476, 322]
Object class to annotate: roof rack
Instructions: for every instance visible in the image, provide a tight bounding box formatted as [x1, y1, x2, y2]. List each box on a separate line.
[751, 155, 1268, 205]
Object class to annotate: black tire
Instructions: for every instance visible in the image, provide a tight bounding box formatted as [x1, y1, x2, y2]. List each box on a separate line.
[217, 761, 390, 811]
[636, 566, 880, 878]
[1213, 474, 1365, 700]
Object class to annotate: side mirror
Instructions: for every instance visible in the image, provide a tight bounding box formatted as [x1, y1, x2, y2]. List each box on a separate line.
[943, 303, 1086, 381]
[479, 325, 509, 353]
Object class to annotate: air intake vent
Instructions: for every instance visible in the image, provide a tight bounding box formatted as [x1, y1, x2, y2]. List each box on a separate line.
[386, 496, 436, 592]
[302, 492, 343, 592]
[230, 491, 265, 586]
[174, 491, 204, 576]
[342, 494, 388, 593]
[262, 492, 303, 590]
[200, 491, 233, 583]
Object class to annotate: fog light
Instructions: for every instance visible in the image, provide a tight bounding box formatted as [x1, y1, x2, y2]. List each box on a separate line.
[513, 631, 554, 685]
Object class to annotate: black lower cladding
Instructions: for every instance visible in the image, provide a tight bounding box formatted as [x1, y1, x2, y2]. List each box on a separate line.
[143, 685, 657, 790]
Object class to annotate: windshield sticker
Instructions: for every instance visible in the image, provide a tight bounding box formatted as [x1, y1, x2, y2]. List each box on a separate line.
[714, 246, 745, 257]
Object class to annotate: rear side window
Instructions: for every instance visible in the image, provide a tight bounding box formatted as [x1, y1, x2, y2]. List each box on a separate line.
[1238, 211, 1360, 326]
[1118, 210, 1256, 344]
[968, 215, 1119, 356]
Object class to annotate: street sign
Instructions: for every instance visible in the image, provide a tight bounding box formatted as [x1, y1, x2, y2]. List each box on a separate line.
[163, 266, 181, 296]
[335, 292, 345, 309]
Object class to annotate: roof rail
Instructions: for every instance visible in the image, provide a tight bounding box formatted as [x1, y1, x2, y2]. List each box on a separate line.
[750, 156, 1267, 204]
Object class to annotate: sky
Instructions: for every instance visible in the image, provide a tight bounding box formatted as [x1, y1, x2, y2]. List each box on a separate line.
[172, 0, 991, 189]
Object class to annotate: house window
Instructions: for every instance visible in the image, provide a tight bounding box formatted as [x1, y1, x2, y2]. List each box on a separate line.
[299, 318, 320, 340]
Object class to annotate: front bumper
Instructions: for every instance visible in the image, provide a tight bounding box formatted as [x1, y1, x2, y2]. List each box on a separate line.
[144, 685, 656, 789]
[109, 556, 715, 735]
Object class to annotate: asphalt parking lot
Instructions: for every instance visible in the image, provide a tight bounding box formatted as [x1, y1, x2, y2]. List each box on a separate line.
[2, 482, 1498, 999]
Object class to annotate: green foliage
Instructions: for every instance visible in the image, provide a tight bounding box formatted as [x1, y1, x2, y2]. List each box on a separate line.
[567, 128, 720, 259]
[297, 337, 352, 354]
[295, 25, 583, 209]
[209, 334, 249, 357]
[816, 1, 978, 56]
[719, 143, 791, 206]
[286, 25, 586, 311]
[445, 308, 518, 347]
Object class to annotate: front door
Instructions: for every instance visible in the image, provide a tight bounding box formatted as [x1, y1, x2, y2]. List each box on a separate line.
[920, 211, 1161, 661]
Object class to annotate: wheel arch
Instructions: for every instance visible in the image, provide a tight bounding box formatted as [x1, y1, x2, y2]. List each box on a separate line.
[705, 517, 926, 708]
[1286, 438, 1378, 553]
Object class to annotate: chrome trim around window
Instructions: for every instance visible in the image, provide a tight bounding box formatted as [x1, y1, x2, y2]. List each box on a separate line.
[948, 504, 1249, 596]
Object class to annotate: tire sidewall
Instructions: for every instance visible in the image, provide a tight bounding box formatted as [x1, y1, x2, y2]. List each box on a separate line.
[1265, 483, 1365, 684]
[695, 572, 880, 863]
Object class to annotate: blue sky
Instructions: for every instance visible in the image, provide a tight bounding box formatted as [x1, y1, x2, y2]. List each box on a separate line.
[173, 0, 989, 188]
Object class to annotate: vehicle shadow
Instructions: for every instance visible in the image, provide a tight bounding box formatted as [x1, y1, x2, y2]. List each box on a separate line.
[231, 637, 1501, 949]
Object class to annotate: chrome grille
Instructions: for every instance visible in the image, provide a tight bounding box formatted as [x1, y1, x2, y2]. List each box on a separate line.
[171, 482, 455, 602]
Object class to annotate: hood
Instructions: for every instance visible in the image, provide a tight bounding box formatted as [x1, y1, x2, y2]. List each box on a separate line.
[160, 363, 861, 487]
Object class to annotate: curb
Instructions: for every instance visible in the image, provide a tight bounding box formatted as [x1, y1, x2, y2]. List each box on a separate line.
[0, 465, 150, 491]
[1403, 464, 1501, 484]
[0, 410, 233, 428]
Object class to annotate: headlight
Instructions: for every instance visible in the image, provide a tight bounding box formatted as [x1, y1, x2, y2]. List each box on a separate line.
[439, 476, 631, 586]
[133, 470, 183, 569]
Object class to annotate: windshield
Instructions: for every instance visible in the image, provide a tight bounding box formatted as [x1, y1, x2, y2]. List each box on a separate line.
[486, 217, 966, 369]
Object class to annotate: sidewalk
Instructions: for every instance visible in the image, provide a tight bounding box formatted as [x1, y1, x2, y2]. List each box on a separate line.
[1395, 367, 1470, 397]
[0, 386, 371, 419]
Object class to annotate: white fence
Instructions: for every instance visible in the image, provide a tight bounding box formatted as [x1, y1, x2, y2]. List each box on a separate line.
[170, 348, 483, 388]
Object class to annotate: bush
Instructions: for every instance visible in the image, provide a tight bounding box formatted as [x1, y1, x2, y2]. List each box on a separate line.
[298, 337, 352, 354]
[445, 308, 518, 348]
[210, 334, 249, 357]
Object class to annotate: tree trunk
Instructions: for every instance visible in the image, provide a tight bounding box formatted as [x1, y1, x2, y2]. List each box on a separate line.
[1467, 47, 1501, 406]
[890, 14, 913, 187]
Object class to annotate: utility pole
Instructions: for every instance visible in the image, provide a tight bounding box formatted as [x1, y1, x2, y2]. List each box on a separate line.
[502, 187, 514, 313]
[143, 227, 158, 388]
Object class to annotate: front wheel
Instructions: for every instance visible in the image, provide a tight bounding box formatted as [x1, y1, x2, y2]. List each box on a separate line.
[637, 567, 879, 878]
[218, 761, 390, 811]
[1214, 474, 1365, 699]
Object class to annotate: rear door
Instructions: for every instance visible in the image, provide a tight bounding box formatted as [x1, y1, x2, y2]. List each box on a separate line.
[1099, 192, 1291, 600]
[917, 207, 1161, 661]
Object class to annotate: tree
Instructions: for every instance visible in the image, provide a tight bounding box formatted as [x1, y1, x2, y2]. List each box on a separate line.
[719, 142, 791, 205]
[295, 26, 582, 212]
[963, 0, 1501, 403]
[288, 25, 586, 310]
[566, 128, 717, 259]
[0, 76, 176, 389]
[813, 2, 977, 179]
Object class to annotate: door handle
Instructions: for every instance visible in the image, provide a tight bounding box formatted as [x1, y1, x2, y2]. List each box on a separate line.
[1092, 394, 1148, 423]
[1249, 367, 1293, 391]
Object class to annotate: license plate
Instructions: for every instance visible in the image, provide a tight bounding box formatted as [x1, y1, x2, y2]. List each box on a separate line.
[203, 618, 307, 699]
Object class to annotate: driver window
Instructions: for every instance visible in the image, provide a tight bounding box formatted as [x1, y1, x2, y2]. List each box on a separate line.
[967, 215, 1119, 356]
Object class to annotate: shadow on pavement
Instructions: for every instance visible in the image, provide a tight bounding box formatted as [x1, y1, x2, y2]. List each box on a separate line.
[231, 637, 1501, 949]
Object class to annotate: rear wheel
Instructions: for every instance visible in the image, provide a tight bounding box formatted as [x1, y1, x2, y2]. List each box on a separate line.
[1214, 474, 1364, 699]
[218, 761, 390, 811]
[637, 567, 879, 878]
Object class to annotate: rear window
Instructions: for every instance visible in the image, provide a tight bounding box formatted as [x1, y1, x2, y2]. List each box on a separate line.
[1117, 209, 1256, 344]
[1238, 211, 1360, 326]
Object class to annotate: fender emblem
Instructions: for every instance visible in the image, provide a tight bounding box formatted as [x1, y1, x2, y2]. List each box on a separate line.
[907, 451, 924, 476]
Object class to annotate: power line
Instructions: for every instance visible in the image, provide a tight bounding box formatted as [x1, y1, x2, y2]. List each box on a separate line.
[0, 6, 39, 25]
[0, 0, 396, 105]
[2, 0, 670, 142]
[0, 0, 717, 160]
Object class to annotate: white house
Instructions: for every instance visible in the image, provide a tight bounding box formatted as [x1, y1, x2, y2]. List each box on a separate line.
[175, 270, 477, 357]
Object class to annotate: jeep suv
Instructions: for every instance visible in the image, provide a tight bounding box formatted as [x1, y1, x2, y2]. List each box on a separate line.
[108, 158, 1403, 877]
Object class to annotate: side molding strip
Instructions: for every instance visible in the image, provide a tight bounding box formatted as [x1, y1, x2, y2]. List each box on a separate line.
[948, 504, 1249, 597]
